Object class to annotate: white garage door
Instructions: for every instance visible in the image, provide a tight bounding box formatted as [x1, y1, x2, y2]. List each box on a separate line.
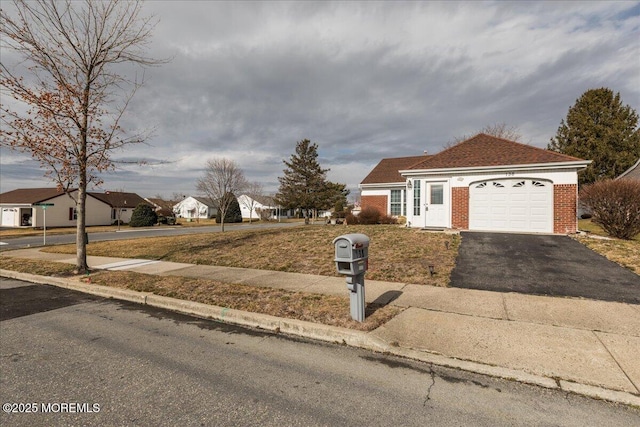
[1, 208, 17, 227]
[469, 179, 553, 233]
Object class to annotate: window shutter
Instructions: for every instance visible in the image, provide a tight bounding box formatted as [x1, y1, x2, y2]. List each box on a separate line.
[69, 207, 73, 220]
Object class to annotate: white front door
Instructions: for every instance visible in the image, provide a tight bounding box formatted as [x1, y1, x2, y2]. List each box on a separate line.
[424, 182, 447, 227]
[412, 180, 449, 228]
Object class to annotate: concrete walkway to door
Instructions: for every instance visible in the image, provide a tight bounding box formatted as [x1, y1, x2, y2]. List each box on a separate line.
[450, 232, 640, 304]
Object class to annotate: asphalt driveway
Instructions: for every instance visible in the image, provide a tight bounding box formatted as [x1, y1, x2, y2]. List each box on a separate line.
[450, 232, 640, 304]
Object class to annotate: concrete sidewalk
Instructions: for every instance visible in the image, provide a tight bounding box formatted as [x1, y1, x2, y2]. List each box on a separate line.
[2, 247, 639, 406]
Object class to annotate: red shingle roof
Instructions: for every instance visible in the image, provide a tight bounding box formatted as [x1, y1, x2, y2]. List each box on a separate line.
[408, 134, 586, 170]
[361, 155, 430, 184]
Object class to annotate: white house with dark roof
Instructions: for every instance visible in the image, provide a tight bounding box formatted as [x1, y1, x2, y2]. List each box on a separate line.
[0, 188, 148, 227]
[360, 134, 591, 234]
[173, 196, 217, 219]
[0, 188, 109, 227]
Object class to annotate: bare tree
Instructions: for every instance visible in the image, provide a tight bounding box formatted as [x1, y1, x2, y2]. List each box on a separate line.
[0, 0, 167, 273]
[196, 158, 247, 232]
[239, 181, 264, 223]
[443, 122, 523, 149]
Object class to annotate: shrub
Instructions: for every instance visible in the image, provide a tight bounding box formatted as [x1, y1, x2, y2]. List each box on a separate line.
[345, 213, 359, 225]
[358, 206, 381, 225]
[379, 214, 398, 225]
[580, 179, 640, 240]
[129, 203, 158, 227]
[216, 193, 243, 224]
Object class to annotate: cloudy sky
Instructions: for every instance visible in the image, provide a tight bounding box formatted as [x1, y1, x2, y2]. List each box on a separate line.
[1, 0, 639, 200]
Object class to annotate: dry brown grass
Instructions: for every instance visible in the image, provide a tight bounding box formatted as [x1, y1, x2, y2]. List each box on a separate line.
[0, 256, 77, 276]
[0, 225, 116, 238]
[575, 236, 640, 275]
[575, 219, 640, 274]
[0, 257, 402, 331]
[44, 225, 460, 286]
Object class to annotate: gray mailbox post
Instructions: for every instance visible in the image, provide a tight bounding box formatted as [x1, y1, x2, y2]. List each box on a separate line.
[332, 233, 370, 322]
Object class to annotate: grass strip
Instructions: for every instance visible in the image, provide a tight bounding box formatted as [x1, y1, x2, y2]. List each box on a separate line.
[0, 257, 402, 331]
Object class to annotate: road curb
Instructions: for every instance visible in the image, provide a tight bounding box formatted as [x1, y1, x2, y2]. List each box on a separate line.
[3, 269, 639, 407]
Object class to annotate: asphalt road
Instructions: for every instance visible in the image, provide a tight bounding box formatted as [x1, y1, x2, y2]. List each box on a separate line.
[0, 221, 300, 250]
[1, 279, 638, 426]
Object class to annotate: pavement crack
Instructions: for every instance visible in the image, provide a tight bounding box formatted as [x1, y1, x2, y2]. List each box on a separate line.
[423, 364, 436, 406]
[501, 294, 511, 320]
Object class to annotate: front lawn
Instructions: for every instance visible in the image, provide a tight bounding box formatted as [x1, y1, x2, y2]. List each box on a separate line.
[44, 225, 460, 286]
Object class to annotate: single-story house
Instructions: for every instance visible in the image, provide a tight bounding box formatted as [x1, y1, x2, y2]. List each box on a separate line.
[360, 134, 591, 234]
[0, 188, 147, 228]
[616, 158, 640, 181]
[145, 197, 177, 217]
[237, 194, 278, 220]
[173, 196, 217, 219]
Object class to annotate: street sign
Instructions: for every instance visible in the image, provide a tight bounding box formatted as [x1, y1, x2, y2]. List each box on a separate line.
[33, 203, 54, 206]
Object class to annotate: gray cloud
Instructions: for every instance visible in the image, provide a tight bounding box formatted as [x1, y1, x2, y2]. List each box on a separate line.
[2, 1, 638, 199]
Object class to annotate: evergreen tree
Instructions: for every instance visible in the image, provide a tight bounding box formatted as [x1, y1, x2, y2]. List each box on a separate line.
[276, 139, 330, 223]
[323, 181, 350, 211]
[548, 88, 640, 185]
[216, 193, 242, 224]
[129, 203, 157, 227]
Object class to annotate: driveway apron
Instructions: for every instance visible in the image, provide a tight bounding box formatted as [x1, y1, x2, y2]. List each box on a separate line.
[450, 232, 640, 304]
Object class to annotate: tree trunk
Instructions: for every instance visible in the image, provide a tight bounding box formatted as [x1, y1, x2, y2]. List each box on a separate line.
[76, 77, 90, 274]
[76, 180, 89, 274]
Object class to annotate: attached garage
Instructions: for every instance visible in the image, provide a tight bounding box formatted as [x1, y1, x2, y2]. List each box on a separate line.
[469, 179, 553, 233]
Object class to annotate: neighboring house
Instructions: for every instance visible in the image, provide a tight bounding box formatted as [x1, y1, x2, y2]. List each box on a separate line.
[173, 196, 217, 219]
[237, 194, 277, 220]
[616, 158, 640, 181]
[360, 134, 591, 234]
[145, 197, 176, 217]
[0, 188, 149, 227]
[90, 191, 148, 224]
[0, 188, 110, 227]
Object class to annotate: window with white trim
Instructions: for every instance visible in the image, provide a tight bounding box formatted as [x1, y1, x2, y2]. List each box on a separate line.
[390, 190, 403, 216]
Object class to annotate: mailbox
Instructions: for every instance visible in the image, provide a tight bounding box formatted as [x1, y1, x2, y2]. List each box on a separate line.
[332, 233, 369, 276]
[332, 233, 370, 322]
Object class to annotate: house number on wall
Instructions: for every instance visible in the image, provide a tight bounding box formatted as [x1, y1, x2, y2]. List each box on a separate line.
[505, 171, 515, 176]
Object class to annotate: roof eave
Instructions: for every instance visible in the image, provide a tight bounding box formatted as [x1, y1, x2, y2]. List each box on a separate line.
[400, 160, 592, 176]
[616, 158, 640, 180]
[359, 181, 406, 189]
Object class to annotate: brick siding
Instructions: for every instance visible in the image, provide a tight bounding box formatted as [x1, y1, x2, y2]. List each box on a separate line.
[451, 187, 469, 229]
[554, 184, 577, 234]
[361, 195, 387, 215]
